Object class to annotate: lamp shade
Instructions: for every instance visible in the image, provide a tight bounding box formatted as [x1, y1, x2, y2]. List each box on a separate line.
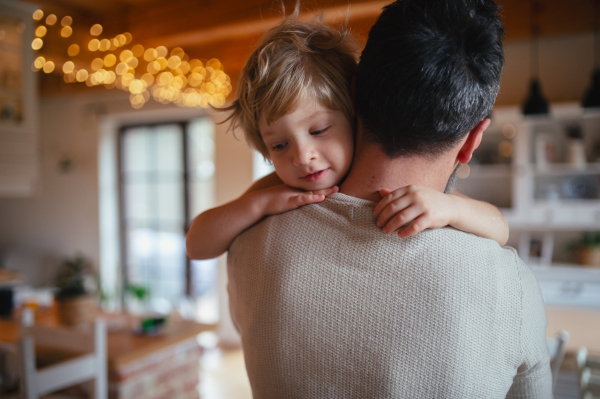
[523, 79, 549, 115]
[583, 69, 600, 108]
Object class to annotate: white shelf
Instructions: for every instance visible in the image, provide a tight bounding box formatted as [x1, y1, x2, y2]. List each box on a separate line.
[532, 163, 600, 177]
[464, 164, 511, 178]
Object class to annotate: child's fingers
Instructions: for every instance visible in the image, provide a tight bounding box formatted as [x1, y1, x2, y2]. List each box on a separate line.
[397, 215, 430, 238]
[373, 187, 408, 217]
[289, 194, 325, 208]
[376, 196, 414, 228]
[381, 205, 422, 234]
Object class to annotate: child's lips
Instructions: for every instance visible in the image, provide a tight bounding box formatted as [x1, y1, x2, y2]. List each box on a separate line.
[301, 169, 328, 182]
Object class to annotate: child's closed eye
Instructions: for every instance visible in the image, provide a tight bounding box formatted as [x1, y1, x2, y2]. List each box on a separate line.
[271, 142, 288, 151]
[309, 126, 330, 136]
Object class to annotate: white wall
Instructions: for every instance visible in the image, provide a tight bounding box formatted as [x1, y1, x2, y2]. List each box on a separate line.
[0, 90, 254, 290]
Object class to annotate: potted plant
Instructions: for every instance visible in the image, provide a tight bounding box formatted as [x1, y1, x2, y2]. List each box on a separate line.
[574, 232, 600, 268]
[54, 256, 98, 325]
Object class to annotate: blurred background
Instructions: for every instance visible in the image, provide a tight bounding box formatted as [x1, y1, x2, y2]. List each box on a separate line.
[0, 0, 600, 398]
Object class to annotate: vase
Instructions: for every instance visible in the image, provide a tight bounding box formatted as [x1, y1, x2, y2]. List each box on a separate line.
[56, 295, 97, 325]
[576, 247, 600, 268]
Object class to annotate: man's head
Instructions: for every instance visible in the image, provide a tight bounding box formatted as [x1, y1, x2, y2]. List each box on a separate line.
[355, 0, 504, 159]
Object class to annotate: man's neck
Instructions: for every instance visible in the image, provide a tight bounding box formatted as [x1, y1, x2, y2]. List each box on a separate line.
[340, 140, 457, 202]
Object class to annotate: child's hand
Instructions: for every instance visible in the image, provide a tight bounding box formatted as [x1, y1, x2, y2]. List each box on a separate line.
[372, 185, 456, 238]
[257, 184, 339, 216]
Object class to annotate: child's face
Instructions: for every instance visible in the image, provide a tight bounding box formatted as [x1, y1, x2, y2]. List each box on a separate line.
[259, 97, 354, 191]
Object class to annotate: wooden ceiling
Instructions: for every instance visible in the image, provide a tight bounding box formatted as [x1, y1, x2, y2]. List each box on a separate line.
[22, 0, 595, 97]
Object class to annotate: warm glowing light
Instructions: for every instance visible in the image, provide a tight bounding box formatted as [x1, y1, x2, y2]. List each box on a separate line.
[76, 69, 88, 82]
[121, 73, 134, 87]
[132, 44, 144, 57]
[115, 62, 128, 76]
[111, 38, 119, 48]
[68, 44, 80, 56]
[103, 54, 116, 67]
[123, 32, 132, 44]
[90, 24, 103, 36]
[88, 39, 100, 51]
[156, 57, 167, 70]
[129, 79, 145, 94]
[158, 71, 174, 86]
[32, 10, 44, 21]
[189, 59, 202, 70]
[170, 47, 184, 57]
[46, 14, 57, 25]
[34, 56, 45, 69]
[206, 58, 221, 71]
[119, 50, 133, 62]
[61, 16, 72, 26]
[63, 61, 75, 74]
[457, 164, 470, 179]
[155, 46, 168, 58]
[106, 71, 116, 84]
[61, 26, 72, 38]
[167, 56, 181, 70]
[147, 61, 160, 74]
[116, 34, 126, 46]
[35, 26, 47, 37]
[141, 73, 154, 85]
[144, 48, 157, 62]
[126, 57, 138, 69]
[179, 61, 190, 74]
[64, 72, 76, 83]
[99, 39, 110, 51]
[91, 58, 103, 71]
[43, 61, 55, 73]
[32, 38, 43, 50]
[502, 124, 516, 139]
[189, 72, 203, 87]
[499, 141, 513, 158]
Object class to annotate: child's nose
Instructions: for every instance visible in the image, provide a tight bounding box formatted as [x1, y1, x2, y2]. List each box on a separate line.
[292, 143, 316, 166]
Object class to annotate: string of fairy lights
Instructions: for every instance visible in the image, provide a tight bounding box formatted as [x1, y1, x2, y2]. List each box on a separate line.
[30, 9, 232, 109]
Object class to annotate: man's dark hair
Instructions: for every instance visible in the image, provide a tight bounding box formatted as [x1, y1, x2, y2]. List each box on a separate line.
[355, 0, 505, 158]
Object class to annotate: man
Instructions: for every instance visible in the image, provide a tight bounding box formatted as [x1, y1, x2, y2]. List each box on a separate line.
[227, 0, 552, 397]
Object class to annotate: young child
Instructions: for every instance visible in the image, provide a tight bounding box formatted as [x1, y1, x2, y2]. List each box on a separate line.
[186, 17, 508, 260]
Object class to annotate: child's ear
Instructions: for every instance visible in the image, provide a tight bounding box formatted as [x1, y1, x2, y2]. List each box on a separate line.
[457, 118, 490, 164]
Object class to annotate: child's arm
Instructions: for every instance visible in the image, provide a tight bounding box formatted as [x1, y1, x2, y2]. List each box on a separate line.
[372, 185, 509, 246]
[186, 172, 338, 260]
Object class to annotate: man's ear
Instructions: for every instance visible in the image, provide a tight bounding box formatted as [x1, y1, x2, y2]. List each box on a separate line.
[457, 118, 491, 164]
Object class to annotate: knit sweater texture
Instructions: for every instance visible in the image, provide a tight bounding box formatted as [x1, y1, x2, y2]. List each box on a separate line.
[228, 193, 553, 398]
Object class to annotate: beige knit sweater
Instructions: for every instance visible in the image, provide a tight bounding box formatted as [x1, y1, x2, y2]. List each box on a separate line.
[228, 193, 552, 398]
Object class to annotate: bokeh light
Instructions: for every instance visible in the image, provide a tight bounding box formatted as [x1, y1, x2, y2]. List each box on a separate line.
[104, 54, 117, 67]
[123, 32, 132, 44]
[155, 46, 168, 58]
[61, 16, 72, 26]
[35, 26, 47, 37]
[34, 56, 45, 69]
[132, 44, 144, 57]
[31, 38, 43, 50]
[90, 24, 103, 36]
[32, 10, 43, 21]
[46, 14, 57, 25]
[63, 61, 75, 74]
[99, 39, 110, 51]
[61, 26, 72, 38]
[502, 124, 516, 139]
[91, 58, 103, 71]
[457, 164, 471, 179]
[499, 141, 513, 158]
[144, 48, 157, 62]
[76, 69, 88, 82]
[88, 39, 100, 51]
[43, 61, 55, 73]
[68, 44, 80, 56]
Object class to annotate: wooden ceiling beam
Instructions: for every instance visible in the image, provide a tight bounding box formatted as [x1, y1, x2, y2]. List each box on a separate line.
[143, 1, 387, 49]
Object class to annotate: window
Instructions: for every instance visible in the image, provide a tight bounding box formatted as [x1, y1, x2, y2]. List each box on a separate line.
[119, 118, 218, 322]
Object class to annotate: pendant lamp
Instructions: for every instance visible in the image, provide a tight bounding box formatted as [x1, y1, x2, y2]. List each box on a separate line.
[522, 0, 549, 115]
[583, 0, 600, 108]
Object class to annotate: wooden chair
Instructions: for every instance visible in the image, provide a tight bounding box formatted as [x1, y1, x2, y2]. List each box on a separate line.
[578, 347, 600, 399]
[17, 308, 107, 399]
[547, 330, 570, 390]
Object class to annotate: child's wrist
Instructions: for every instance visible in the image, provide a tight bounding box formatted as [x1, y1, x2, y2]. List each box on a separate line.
[244, 190, 271, 219]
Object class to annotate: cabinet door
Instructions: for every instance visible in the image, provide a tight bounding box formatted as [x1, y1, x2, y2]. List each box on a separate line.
[0, 0, 39, 196]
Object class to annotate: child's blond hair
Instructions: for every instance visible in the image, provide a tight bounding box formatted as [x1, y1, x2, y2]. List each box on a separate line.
[224, 16, 359, 158]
